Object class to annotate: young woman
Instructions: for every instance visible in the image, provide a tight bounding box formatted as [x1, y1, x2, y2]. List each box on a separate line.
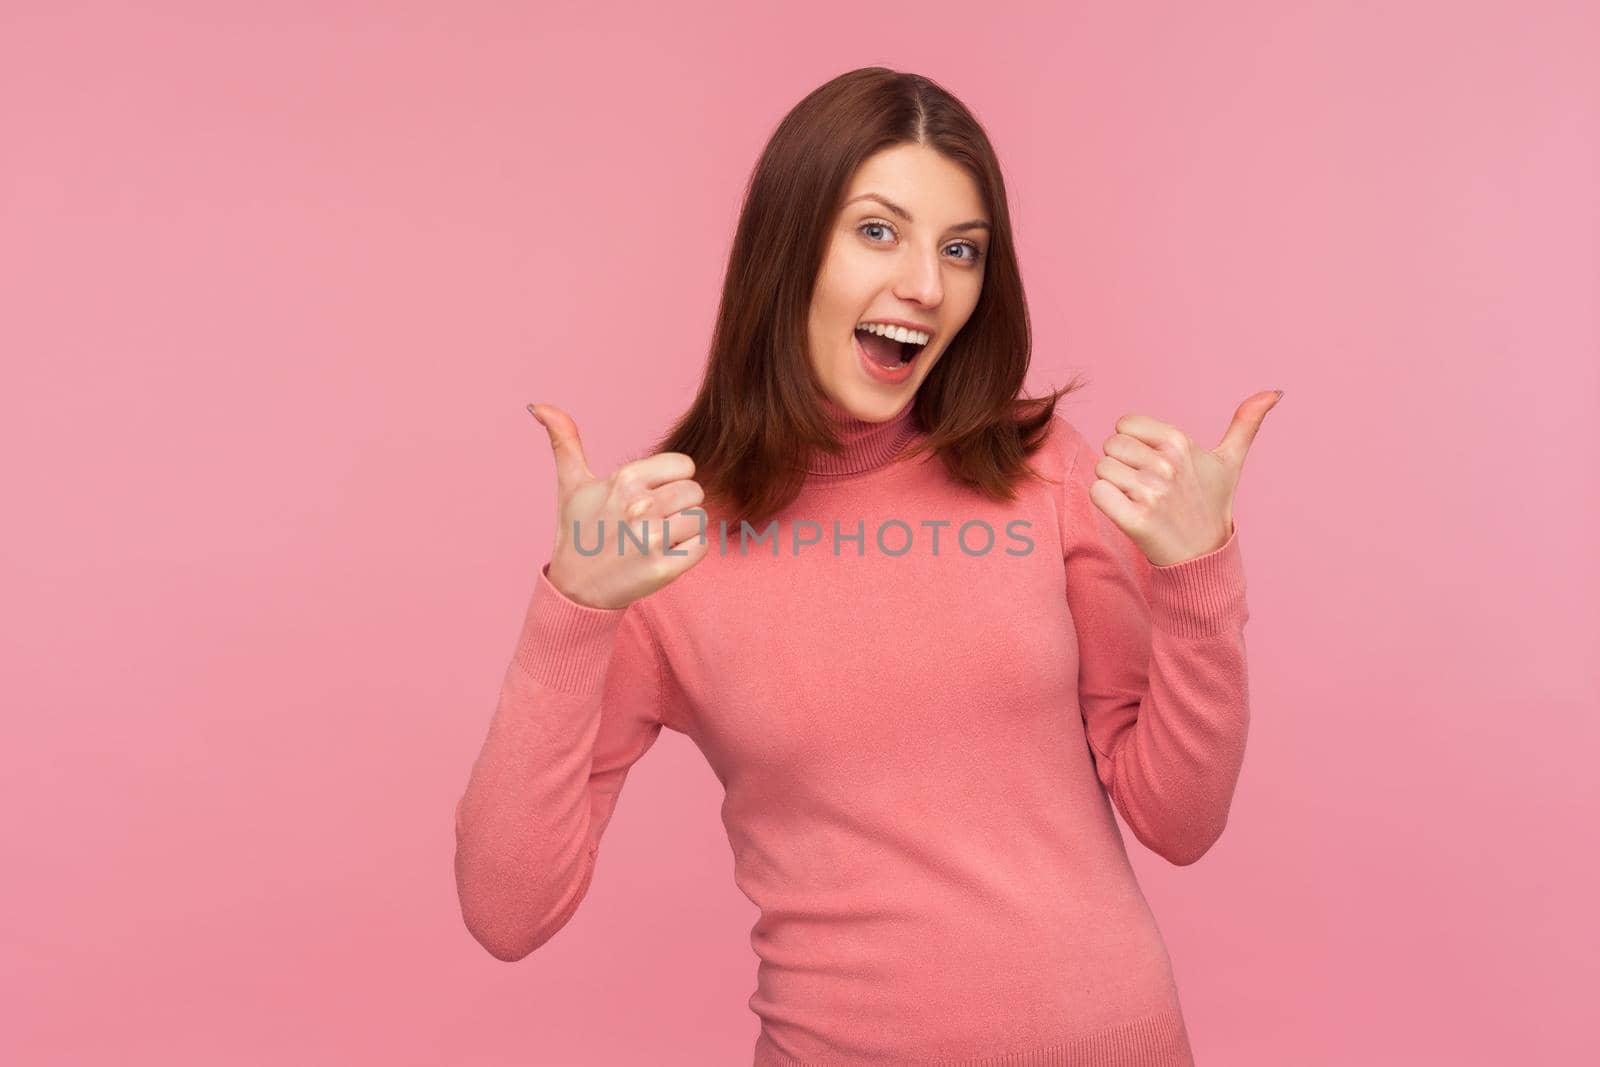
[456, 67, 1280, 1066]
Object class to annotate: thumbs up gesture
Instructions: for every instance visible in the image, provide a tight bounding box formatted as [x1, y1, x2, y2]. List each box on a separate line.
[527, 403, 710, 610]
[1088, 390, 1282, 567]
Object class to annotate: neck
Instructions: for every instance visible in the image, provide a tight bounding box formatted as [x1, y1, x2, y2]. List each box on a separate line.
[807, 394, 921, 477]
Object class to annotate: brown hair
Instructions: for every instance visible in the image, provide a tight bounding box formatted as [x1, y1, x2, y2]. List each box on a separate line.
[644, 67, 1086, 528]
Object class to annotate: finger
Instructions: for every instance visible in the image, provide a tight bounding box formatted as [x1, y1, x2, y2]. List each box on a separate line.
[1112, 413, 1193, 456]
[663, 504, 710, 551]
[1102, 433, 1174, 480]
[660, 525, 711, 572]
[1213, 389, 1282, 468]
[656, 479, 707, 524]
[614, 512, 704, 557]
[623, 477, 705, 525]
[528, 403, 596, 490]
[1093, 453, 1157, 505]
[614, 451, 697, 498]
[1087, 475, 1140, 531]
[620, 503, 709, 560]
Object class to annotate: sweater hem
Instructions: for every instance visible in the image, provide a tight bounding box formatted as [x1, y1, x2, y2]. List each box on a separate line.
[751, 1004, 1194, 1066]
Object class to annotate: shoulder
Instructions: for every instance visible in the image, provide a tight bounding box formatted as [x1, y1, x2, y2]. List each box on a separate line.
[1028, 411, 1093, 481]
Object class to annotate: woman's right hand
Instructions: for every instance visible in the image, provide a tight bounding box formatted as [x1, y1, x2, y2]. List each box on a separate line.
[527, 403, 710, 611]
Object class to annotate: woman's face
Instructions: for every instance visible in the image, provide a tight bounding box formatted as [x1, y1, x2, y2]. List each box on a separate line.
[807, 142, 991, 422]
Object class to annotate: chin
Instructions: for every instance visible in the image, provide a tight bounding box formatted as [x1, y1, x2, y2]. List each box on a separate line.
[823, 377, 883, 415]
[840, 391, 909, 423]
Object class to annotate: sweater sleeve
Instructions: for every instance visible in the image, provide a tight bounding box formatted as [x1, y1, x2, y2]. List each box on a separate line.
[1055, 419, 1252, 866]
[453, 561, 673, 961]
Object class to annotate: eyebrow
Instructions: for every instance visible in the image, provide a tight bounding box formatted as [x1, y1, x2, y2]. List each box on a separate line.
[844, 192, 991, 234]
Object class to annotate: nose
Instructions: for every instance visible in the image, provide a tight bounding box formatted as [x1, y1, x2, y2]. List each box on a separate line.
[892, 243, 945, 309]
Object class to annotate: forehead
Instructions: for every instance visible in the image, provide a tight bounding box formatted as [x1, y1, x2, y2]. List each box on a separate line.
[842, 144, 988, 224]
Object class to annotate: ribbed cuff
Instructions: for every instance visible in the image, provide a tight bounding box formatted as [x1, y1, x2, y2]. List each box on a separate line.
[1147, 522, 1248, 638]
[511, 563, 629, 693]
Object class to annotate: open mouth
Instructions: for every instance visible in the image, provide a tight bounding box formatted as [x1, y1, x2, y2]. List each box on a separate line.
[853, 323, 929, 368]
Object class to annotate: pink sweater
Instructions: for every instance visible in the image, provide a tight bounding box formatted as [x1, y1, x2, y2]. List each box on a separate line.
[454, 399, 1251, 1066]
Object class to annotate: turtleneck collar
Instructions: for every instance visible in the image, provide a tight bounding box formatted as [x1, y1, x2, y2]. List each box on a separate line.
[807, 394, 922, 477]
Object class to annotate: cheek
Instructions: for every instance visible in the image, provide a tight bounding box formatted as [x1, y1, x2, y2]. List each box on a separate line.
[814, 280, 868, 347]
[810, 271, 849, 326]
[821, 246, 881, 298]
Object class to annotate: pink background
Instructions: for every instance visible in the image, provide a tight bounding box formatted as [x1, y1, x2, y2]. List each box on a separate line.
[4, 2, 1595, 1064]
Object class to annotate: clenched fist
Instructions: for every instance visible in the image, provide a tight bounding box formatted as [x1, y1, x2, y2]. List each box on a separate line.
[527, 403, 710, 610]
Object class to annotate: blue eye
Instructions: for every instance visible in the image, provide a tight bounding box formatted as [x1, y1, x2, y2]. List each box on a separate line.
[858, 219, 986, 265]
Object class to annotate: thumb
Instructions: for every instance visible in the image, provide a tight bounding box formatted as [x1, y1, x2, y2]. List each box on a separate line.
[527, 403, 596, 490]
[1213, 389, 1283, 470]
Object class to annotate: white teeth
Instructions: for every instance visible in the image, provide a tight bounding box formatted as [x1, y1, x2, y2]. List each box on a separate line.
[854, 322, 930, 346]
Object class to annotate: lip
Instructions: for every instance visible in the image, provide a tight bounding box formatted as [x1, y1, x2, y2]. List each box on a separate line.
[853, 331, 917, 385]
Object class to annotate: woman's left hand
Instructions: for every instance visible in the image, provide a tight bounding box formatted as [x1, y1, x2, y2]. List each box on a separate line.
[1089, 390, 1283, 567]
